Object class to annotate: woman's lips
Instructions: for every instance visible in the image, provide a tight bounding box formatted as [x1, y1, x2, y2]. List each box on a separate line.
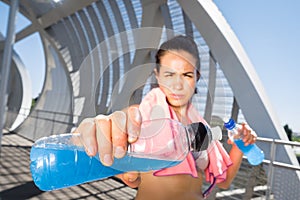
[169, 94, 185, 100]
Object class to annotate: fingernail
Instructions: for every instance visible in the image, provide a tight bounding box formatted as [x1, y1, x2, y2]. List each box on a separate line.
[103, 154, 113, 166]
[128, 177, 135, 182]
[128, 135, 137, 143]
[87, 140, 95, 155]
[86, 146, 95, 156]
[114, 146, 125, 158]
[128, 175, 136, 182]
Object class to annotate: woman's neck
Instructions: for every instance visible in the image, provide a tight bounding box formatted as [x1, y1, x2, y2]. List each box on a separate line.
[171, 104, 190, 125]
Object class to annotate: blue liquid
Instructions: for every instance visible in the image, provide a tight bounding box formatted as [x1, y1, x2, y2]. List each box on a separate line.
[30, 145, 180, 191]
[234, 139, 264, 165]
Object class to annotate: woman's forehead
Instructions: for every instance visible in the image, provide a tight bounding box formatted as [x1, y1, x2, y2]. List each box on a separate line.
[160, 50, 197, 72]
[161, 50, 196, 64]
[160, 64, 195, 72]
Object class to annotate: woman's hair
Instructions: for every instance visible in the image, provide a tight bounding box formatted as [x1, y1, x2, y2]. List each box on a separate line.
[155, 35, 200, 77]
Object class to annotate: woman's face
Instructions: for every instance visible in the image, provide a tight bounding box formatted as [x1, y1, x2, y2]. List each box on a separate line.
[155, 50, 197, 109]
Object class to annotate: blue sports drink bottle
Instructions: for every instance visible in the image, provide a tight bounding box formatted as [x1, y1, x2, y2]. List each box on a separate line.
[224, 118, 264, 165]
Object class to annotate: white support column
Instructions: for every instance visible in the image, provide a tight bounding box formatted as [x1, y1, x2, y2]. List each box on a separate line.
[0, 0, 19, 156]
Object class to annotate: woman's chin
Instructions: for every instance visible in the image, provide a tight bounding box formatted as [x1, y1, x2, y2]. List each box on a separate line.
[168, 99, 188, 108]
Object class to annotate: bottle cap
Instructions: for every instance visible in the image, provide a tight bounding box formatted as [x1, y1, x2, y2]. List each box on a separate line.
[224, 118, 235, 130]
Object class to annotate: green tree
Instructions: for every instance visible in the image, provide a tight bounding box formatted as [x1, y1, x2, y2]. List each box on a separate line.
[284, 124, 293, 141]
[31, 97, 39, 110]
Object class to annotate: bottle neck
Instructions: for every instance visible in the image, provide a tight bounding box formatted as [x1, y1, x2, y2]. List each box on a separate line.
[186, 122, 212, 152]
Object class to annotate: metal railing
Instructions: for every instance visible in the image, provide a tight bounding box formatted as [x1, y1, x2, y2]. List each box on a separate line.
[258, 137, 300, 200]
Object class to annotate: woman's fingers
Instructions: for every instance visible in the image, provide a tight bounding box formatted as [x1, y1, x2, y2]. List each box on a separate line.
[241, 123, 257, 145]
[127, 106, 142, 143]
[76, 106, 142, 167]
[74, 118, 97, 156]
[116, 172, 141, 188]
[111, 111, 127, 159]
[95, 115, 113, 166]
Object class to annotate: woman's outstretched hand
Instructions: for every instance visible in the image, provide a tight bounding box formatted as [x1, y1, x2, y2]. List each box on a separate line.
[73, 105, 142, 188]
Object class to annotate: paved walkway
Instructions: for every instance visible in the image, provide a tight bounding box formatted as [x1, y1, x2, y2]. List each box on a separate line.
[0, 131, 137, 200]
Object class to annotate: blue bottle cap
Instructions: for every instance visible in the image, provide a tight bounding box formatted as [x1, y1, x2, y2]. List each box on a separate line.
[224, 118, 236, 130]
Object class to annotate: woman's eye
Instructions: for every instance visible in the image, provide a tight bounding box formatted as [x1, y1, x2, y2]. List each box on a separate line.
[184, 74, 193, 78]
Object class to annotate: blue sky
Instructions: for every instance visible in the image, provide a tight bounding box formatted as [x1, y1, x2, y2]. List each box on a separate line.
[1, 1, 299, 132]
[0, 1, 45, 101]
[214, 0, 300, 132]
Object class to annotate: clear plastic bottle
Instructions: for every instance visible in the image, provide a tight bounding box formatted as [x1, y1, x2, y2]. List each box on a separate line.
[224, 119, 264, 165]
[30, 118, 189, 191]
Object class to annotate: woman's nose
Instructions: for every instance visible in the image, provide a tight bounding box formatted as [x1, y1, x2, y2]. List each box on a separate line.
[173, 76, 183, 90]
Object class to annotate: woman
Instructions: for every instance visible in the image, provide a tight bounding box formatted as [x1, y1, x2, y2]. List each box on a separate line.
[75, 35, 257, 200]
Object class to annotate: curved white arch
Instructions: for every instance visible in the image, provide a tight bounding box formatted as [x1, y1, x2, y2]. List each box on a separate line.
[179, 0, 284, 139]
[9, 52, 32, 130]
[0, 33, 32, 131]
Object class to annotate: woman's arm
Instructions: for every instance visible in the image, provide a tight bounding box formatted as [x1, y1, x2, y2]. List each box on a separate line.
[217, 144, 243, 189]
[217, 123, 257, 189]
